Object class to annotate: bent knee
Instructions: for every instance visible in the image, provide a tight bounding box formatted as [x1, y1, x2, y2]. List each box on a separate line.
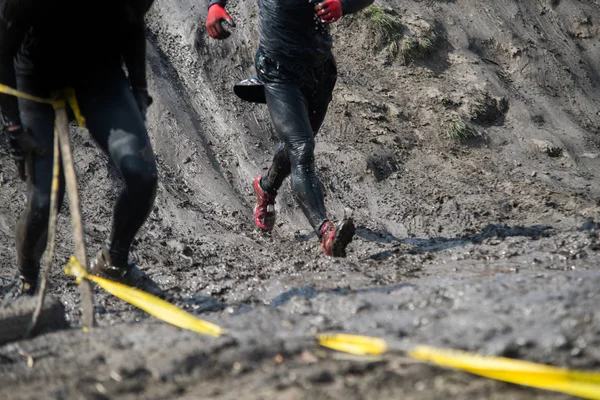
[288, 138, 315, 166]
[28, 191, 52, 222]
[120, 156, 158, 193]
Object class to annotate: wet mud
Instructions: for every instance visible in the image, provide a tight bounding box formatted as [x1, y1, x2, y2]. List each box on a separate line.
[1, 0, 600, 398]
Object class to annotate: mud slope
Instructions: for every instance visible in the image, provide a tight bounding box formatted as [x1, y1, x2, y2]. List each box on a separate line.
[1, 0, 600, 399]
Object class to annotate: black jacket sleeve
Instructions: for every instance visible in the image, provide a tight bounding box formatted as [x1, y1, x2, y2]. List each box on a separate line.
[0, 0, 33, 127]
[208, 0, 227, 9]
[122, 1, 154, 90]
[341, 0, 374, 15]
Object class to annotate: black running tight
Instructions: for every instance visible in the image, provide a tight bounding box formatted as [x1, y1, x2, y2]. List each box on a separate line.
[16, 70, 157, 282]
[257, 50, 337, 232]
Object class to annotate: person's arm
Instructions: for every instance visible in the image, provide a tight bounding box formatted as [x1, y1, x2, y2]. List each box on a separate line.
[208, 0, 227, 7]
[122, 2, 153, 119]
[0, 0, 32, 128]
[122, 15, 147, 90]
[205, 0, 235, 40]
[340, 0, 374, 15]
[0, 0, 45, 180]
[316, 0, 374, 24]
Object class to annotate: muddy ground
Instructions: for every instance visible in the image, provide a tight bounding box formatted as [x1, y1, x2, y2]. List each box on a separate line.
[1, 0, 600, 399]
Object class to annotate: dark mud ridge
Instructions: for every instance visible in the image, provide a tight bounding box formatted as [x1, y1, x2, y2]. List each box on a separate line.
[1, 0, 600, 399]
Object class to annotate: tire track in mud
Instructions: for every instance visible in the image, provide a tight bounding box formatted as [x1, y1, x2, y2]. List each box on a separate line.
[146, 32, 247, 215]
[147, 30, 229, 190]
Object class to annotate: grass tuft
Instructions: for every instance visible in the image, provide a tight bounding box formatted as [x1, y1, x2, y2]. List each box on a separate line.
[444, 119, 479, 143]
[362, 6, 437, 61]
[363, 5, 404, 55]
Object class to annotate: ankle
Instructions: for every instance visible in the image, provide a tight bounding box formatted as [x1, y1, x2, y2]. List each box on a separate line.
[108, 248, 129, 270]
[259, 177, 278, 196]
[319, 220, 332, 238]
[18, 267, 39, 285]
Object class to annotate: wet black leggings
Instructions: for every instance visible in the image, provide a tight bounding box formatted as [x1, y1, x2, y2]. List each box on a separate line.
[257, 52, 337, 232]
[16, 72, 157, 282]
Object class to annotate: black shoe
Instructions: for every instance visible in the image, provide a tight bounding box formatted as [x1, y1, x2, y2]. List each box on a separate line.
[90, 248, 163, 297]
[0, 274, 36, 303]
[234, 75, 266, 104]
[19, 277, 37, 296]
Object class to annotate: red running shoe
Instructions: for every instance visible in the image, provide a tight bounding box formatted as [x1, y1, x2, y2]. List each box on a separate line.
[320, 218, 356, 257]
[253, 175, 276, 231]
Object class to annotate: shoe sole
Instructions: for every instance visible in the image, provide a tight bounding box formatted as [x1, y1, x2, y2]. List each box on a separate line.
[253, 176, 275, 231]
[331, 219, 356, 257]
[124, 266, 164, 297]
[90, 249, 163, 297]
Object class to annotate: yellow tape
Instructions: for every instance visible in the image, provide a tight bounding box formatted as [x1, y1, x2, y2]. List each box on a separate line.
[64, 87, 86, 127]
[318, 333, 388, 355]
[409, 345, 600, 400]
[0, 83, 60, 107]
[65, 257, 225, 338]
[318, 334, 600, 400]
[0, 83, 86, 127]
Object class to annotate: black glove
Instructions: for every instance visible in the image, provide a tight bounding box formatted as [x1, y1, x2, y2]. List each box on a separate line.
[6, 126, 46, 181]
[132, 88, 153, 121]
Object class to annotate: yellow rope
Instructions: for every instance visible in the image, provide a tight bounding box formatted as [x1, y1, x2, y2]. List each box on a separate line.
[318, 334, 600, 400]
[65, 258, 225, 337]
[0, 82, 90, 329]
[0, 83, 85, 126]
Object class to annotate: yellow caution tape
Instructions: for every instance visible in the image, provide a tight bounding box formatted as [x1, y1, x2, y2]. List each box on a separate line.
[409, 345, 600, 400]
[64, 87, 86, 127]
[318, 334, 600, 400]
[65, 257, 225, 338]
[0, 83, 62, 107]
[318, 333, 388, 355]
[0, 83, 86, 127]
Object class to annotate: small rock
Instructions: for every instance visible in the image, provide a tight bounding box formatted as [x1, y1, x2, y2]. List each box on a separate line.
[309, 370, 334, 384]
[300, 350, 318, 363]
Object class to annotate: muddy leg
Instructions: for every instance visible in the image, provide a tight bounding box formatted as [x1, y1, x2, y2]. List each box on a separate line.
[261, 95, 329, 195]
[15, 93, 66, 288]
[263, 81, 328, 232]
[260, 142, 291, 194]
[76, 72, 158, 267]
[261, 65, 333, 194]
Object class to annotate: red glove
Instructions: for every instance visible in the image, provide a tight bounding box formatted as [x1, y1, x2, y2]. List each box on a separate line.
[205, 4, 235, 39]
[315, 0, 343, 24]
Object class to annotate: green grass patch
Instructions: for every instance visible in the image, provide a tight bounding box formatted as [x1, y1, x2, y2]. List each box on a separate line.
[444, 119, 479, 143]
[363, 5, 404, 54]
[362, 6, 437, 61]
[399, 30, 437, 62]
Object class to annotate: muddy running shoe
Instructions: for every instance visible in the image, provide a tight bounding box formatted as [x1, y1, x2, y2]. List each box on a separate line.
[19, 277, 37, 296]
[0, 276, 35, 301]
[253, 175, 276, 231]
[90, 248, 163, 297]
[320, 218, 356, 257]
[0, 275, 36, 302]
